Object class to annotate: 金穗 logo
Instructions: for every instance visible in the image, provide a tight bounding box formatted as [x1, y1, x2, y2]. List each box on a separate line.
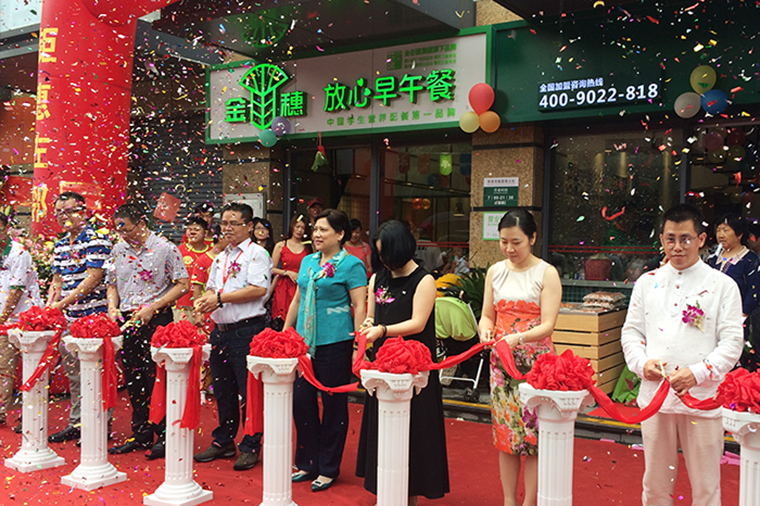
[224, 64, 307, 128]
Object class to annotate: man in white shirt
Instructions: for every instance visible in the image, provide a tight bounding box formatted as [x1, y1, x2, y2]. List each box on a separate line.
[621, 204, 743, 506]
[193, 203, 272, 471]
[0, 212, 41, 426]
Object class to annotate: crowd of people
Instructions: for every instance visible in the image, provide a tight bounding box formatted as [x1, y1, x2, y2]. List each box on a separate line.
[0, 192, 752, 506]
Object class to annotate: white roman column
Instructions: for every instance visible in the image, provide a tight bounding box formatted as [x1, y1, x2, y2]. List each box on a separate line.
[60, 335, 126, 490]
[5, 329, 66, 472]
[246, 356, 299, 506]
[723, 408, 760, 506]
[144, 345, 213, 506]
[360, 369, 429, 506]
[518, 383, 594, 506]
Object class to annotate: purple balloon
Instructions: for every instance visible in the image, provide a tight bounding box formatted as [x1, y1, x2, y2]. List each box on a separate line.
[272, 116, 291, 136]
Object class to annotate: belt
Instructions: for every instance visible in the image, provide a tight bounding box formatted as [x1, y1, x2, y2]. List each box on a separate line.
[215, 315, 266, 333]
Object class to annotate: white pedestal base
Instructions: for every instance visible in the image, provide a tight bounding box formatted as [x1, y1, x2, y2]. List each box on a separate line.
[723, 408, 760, 506]
[144, 345, 212, 506]
[60, 336, 126, 490]
[519, 383, 593, 506]
[5, 329, 66, 472]
[247, 356, 301, 506]
[361, 369, 429, 506]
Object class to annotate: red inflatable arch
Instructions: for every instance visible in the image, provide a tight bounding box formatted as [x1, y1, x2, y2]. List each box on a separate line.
[32, 0, 177, 235]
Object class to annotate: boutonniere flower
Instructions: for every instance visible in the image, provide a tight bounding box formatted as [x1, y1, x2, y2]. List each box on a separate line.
[228, 261, 242, 278]
[323, 262, 335, 278]
[682, 302, 705, 331]
[375, 287, 395, 305]
[139, 269, 153, 282]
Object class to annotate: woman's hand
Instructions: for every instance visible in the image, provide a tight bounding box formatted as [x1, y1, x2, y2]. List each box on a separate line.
[360, 316, 374, 330]
[286, 271, 298, 283]
[479, 328, 494, 344]
[363, 325, 385, 343]
[503, 333, 520, 350]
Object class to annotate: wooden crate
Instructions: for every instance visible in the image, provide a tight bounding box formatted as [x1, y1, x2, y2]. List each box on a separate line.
[552, 327, 621, 347]
[555, 309, 627, 333]
[554, 340, 622, 360]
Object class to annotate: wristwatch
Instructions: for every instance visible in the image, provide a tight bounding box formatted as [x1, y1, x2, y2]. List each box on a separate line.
[517, 331, 525, 345]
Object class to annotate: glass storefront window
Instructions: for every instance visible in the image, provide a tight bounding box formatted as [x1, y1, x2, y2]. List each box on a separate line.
[548, 128, 681, 282]
[379, 143, 471, 273]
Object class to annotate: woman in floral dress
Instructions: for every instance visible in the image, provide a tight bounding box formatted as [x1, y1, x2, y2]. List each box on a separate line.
[479, 209, 562, 506]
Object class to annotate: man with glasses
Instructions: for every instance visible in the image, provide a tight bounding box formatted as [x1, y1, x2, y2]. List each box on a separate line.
[105, 204, 189, 459]
[621, 204, 743, 506]
[193, 203, 272, 471]
[47, 191, 112, 444]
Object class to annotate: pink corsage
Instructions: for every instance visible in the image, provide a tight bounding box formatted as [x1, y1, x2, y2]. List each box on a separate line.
[323, 263, 335, 278]
[682, 302, 705, 331]
[375, 287, 395, 305]
[228, 261, 241, 278]
[139, 269, 153, 282]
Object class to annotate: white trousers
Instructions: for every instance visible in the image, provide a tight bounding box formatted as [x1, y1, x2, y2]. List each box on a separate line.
[640, 412, 724, 506]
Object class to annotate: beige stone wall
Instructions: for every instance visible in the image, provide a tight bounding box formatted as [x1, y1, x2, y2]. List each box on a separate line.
[468, 124, 544, 267]
[476, 0, 523, 26]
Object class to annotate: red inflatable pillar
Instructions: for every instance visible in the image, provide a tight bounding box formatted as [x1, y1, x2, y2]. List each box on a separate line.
[31, 0, 175, 235]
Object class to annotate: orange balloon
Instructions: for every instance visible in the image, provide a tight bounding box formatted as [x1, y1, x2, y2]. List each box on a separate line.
[479, 111, 501, 133]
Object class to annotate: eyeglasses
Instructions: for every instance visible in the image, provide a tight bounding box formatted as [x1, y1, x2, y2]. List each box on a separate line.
[54, 207, 83, 218]
[114, 222, 138, 234]
[663, 235, 698, 247]
[220, 221, 247, 228]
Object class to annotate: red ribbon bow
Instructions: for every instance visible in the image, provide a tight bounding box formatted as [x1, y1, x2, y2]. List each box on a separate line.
[17, 307, 67, 392]
[70, 314, 121, 411]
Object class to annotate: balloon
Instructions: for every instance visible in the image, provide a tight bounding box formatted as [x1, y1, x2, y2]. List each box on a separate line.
[459, 112, 480, 133]
[701, 89, 728, 115]
[468, 83, 495, 115]
[428, 174, 442, 187]
[703, 132, 724, 151]
[422, 198, 431, 210]
[479, 111, 501, 133]
[727, 145, 746, 162]
[271, 116, 291, 136]
[690, 65, 717, 93]
[707, 149, 726, 164]
[726, 129, 746, 146]
[412, 198, 423, 210]
[259, 129, 278, 147]
[674, 92, 701, 118]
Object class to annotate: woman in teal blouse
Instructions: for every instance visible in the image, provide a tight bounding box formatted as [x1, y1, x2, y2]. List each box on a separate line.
[284, 208, 367, 492]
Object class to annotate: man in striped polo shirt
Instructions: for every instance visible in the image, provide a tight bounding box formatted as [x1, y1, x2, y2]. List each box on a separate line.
[47, 191, 112, 443]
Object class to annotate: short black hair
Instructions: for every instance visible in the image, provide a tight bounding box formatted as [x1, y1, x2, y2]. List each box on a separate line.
[186, 216, 209, 230]
[113, 203, 146, 225]
[56, 191, 86, 206]
[498, 209, 537, 238]
[315, 209, 351, 245]
[221, 202, 253, 224]
[0, 212, 8, 227]
[716, 213, 748, 245]
[661, 204, 705, 235]
[350, 219, 363, 233]
[372, 220, 417, 271]
[194, 202, 214, 214]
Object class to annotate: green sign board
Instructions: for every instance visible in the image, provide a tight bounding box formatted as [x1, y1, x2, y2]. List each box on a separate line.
[483, 177, 518, 207]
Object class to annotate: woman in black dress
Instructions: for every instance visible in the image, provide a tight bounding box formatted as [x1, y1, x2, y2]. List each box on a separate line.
[356, 221, 450, 505]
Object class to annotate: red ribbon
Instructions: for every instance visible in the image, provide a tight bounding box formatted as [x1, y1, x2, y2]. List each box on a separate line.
[243, 371, 264, 435]
[149, 345, 205, 430]
[679, 392, 723, 411]
[101, 335, 118, 411]
[149, 364, 166, 425]
[20, 328, 64, 392]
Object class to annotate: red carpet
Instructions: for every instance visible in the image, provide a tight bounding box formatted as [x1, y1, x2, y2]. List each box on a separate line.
[0, 392, 740, 505]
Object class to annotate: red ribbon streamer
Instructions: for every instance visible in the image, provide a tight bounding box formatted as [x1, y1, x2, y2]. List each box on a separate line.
[101, 335, 118, 411]
[149, 345, 205, 430]
[20, 329, 64, 392]
[243, 372, 264, 435]
[679, 392, 724, 411]
[586, 381, 670, 424]
[149, 364, 166, 425]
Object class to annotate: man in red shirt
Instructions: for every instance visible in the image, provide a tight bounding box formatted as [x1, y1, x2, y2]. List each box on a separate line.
[176, 217, 210, 323]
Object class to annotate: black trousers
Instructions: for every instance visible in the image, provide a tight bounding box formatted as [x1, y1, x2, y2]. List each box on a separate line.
[293, 340, 353, 479]
[119, 309, 172, 443]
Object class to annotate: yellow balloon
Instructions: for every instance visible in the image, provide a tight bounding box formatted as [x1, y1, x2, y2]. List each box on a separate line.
[479, 111, 501, 133]
[690, 65, 717, 93]
[459, 112, 480, 133]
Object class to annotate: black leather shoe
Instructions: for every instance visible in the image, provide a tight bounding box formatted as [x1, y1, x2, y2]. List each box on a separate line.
[292, 470, 318, 483]
[13, 421, 22, 434]
[146, 440, 165, 460]
[108, 439, 151, 455]
[194, 442, 236, 463]
[233, 450, 260, 470]
[311, 477, 335, 492]
[49, 426, 80, 443]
